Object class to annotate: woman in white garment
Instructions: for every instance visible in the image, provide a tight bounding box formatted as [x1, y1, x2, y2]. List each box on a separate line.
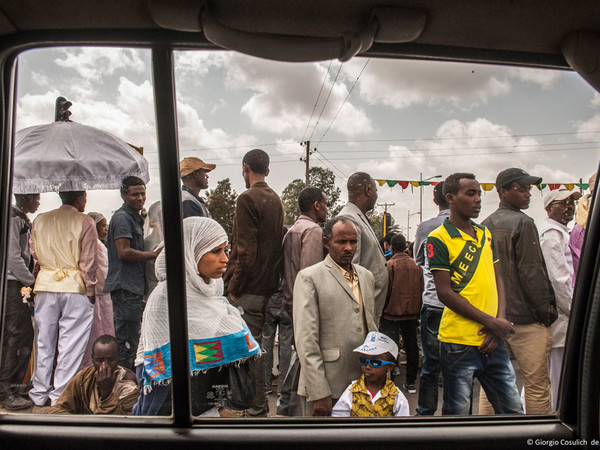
[80, 212, 115, 369]
[133, 217, 260, 416]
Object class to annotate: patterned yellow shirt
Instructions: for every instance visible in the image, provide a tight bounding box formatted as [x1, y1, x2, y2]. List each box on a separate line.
[329, 255, 367, 338]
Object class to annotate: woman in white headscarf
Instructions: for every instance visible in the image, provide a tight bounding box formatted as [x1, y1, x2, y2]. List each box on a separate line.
[80, 212, 115, 368]
[133, 217, 260, 416]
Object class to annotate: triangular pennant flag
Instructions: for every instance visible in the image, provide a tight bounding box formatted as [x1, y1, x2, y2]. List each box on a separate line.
[480, 183, 495, 191]
[563, 184, 575, 191]
[398, 181, 409, 189]
[376, 179, 386, 186]
[409, 181, 420, 188]
[386, 180, 398, 187]
[548, 184, 561, 190]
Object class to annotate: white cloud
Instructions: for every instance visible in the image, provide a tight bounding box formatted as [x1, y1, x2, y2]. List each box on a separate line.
[175, 51, 230, 78]
[55, 48, 146, 82]
[530, 164, 577, 183]
[224, 54, 373, 137]
[575, 113, 600, 140]
[506, 67, 560, 89]
[412, 118, 546, 182]
[30, 71, 50, 88]
[16, 91, 61, 129]
[17, 78, 157, 156]
[591, 92, 600, 108]
[176, 99, 257, 160]
[356, 59, 511, 110]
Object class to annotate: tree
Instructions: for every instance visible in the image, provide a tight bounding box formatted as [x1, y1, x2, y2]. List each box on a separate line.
[367, 210, 400, 240]
[281, 179, 305, 225]
[205, 178, 237, 240]
[280, 166, 342, 225]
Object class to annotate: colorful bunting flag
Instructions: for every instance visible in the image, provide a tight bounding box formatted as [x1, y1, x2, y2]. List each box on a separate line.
[374, 179, 590, 192]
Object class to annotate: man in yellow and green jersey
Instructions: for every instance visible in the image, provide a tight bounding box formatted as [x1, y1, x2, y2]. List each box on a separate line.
[426, 172, 522, 416]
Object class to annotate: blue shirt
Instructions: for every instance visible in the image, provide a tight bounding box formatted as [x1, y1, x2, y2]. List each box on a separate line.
[104, 204, 146, 295]
[413, 209, 450, 308]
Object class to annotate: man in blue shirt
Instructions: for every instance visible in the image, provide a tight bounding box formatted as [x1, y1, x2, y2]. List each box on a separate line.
[179, 157, 216, 218]
[105, 176, 161, 370]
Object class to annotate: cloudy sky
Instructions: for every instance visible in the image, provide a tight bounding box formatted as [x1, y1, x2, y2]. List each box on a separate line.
[14, 47, 600, 240]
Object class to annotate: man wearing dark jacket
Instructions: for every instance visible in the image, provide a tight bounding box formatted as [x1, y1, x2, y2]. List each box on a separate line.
[380, 234, 424, 394]
[224, 148, 284, 417]
[0, 194, 39, 410]
[481, 168, 557, 414]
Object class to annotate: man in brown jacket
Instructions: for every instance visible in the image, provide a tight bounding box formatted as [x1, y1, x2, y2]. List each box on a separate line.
[224, 148, 285, 417]
[380, 234, 424, 394]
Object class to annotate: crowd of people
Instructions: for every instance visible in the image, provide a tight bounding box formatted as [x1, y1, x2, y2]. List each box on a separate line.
[0, 147, 596, 419]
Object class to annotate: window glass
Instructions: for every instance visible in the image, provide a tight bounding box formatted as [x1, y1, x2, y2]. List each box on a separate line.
[2, 47, 166, 417]
[2, 46, 597, 420]
[173, 50, 598, 418]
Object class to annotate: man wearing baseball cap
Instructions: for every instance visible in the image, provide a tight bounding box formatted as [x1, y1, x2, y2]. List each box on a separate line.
[539, 188, 582, 410]
[179, 157, 216, 218]
[480, 168, 557, 414]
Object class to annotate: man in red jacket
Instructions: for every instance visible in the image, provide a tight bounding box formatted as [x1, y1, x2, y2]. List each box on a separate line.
[380, 234, 424, 394]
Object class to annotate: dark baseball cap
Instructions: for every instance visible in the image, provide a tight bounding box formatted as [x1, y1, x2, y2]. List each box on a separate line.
[495, 168, 542, 191]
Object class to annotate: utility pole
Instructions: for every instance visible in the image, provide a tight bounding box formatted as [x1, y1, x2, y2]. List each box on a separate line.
[377, 202, 395, 236]
[407, 210, 420, 241]
[419, 173, 443, 224]
[300, 141, 314, 186]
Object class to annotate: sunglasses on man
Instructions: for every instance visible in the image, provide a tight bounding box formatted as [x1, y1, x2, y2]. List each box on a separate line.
[358, 355, 395, 368]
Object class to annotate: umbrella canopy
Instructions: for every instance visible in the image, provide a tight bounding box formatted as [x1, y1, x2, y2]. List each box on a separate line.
[13, 121, 150, 194]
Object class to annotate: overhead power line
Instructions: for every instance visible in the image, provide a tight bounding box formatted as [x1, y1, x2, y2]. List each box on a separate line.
[300, 60, 332, 144]
[315, 130, 600, 144]
[178, 130, 600, 153]
[312, 152, 349, 180]
[320, 140, 600, 154]
[315, 58, 370, 148]
[317, 145, 600, 161]
[307, 62, 344, 142]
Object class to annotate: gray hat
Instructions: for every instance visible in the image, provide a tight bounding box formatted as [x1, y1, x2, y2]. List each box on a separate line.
[495, 168, 542, 191]
[543, 189, 582, 209]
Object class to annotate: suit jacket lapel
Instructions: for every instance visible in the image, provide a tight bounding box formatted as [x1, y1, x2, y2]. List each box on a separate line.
[324, 258, 359, 304]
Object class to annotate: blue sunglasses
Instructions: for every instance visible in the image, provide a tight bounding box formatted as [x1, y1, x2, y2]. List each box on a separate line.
[358, 355, 395, 368]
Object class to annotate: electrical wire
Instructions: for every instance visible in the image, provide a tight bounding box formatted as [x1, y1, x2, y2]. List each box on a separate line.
[300, 60, 332, 144]
[307, 62, 344, 142]
[315, 58, 370, 148]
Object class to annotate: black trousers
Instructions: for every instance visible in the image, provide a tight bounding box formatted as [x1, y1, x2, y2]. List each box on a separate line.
[379, 318, 420, 384]
[0, 280, 34, 397]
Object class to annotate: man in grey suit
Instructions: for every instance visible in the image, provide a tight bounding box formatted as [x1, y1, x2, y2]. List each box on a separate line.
[293, 216, 378, 416]
[338, 172, 388, 322]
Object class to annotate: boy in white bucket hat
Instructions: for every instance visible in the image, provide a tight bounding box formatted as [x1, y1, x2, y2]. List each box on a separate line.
[331, 332, 409, 417]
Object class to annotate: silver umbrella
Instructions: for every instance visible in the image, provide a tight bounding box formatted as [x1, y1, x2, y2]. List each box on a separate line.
[12, 97, 149, 194]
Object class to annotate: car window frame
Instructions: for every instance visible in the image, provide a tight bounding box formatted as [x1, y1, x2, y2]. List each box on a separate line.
[0, 31, 597, 445]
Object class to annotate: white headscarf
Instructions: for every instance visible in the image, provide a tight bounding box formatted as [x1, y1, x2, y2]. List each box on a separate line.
[154, 216, 227, 297]
[88, 211, 105, 224]
[139, 217, 260, 391]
